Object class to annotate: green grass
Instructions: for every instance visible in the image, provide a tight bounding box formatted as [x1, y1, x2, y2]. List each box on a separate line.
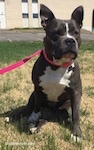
[42, 134, 59, 150]
[84, 86, 94, 98]
[80, 41, 94, 52]
[0, 41, 43, 64]
[0, 41, 94, 65]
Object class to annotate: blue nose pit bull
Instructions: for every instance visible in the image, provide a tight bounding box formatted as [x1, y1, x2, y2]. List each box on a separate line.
[7, 4, 84, 142]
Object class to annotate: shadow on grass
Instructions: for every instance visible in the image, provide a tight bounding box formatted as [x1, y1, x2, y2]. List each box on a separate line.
[0, 106, 70, 134]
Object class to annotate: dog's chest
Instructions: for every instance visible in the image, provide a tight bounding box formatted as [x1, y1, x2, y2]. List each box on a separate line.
[39, 64, 74, 102]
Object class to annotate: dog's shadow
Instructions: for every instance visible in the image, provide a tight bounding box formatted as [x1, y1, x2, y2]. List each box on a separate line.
[0, 106, 71, 134]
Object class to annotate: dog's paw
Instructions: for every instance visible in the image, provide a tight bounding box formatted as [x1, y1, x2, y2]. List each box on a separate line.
[71, 134, 81, 142]
[28, 111, 41, 123]
[29, 123, 38, 134]
[29, 119, 48, 134]
[5, 117, 10, 122]
[71, 125, 82, 142]
[4, 116, 13, 123]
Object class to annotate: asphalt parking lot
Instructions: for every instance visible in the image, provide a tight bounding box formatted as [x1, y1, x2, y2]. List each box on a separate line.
[0, 30, 45, 42]
[0, 29, 94, 42]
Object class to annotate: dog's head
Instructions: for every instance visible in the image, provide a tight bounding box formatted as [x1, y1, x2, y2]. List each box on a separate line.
[40, 4, 84, 65]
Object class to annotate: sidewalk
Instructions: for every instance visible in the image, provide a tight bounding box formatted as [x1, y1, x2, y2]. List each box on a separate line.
[0, 29, 45, 42]
[0, 29, 94, 42]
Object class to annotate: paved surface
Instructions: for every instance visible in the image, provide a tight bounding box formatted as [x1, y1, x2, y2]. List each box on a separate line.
[0, 30, 45, 42]
[0, 30, 94, 42]
[81, 33, 94, 41]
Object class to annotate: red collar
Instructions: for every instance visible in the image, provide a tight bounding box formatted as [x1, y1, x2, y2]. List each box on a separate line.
[43, 50, 73, 68]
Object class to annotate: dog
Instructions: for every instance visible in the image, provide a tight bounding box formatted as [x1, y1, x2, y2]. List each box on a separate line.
[6, 4, 84, 142]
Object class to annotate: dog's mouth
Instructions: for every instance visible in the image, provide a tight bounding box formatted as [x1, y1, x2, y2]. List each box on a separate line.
[53, 52, 76, 65]
[62, 53, 76, 59]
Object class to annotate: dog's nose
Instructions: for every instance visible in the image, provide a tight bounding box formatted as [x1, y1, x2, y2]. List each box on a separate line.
[65, 38, 76, 47]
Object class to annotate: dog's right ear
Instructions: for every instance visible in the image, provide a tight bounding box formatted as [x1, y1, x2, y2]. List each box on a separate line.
[71, 6, 84, 28]
[40, 4, 55, 30]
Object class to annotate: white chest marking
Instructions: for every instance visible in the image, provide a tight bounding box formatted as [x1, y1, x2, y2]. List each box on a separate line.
[39, 64, 74, 102]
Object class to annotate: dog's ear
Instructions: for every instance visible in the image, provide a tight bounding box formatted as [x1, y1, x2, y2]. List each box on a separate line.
[71, 6, 84, 28]
[40, 4, 55, 30]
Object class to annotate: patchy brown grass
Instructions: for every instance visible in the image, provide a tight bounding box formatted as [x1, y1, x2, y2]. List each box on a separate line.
[0, 47, 94, 150]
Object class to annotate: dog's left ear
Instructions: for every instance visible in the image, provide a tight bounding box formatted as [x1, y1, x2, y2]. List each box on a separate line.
[40, 4, 55, 30]
[71, 6, 84, 28]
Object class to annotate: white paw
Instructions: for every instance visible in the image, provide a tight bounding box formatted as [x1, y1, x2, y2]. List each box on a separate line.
[28, 111, 41, 123]
[5, 117, 10, 123]
[29, 119, 48, 134]
[29, 123, 38, 134]
[71, 134, 81, 142]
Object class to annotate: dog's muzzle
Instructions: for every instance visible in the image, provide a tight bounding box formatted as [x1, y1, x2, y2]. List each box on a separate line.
[53, 37, 78, 60]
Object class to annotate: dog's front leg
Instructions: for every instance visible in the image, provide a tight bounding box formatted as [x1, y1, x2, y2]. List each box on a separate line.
[28, 87, 42, 123]
[28, 86, 43, 133]
[69, 89, 81, 142]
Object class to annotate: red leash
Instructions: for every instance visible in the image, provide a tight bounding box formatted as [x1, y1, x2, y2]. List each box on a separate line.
[0, 49, 72, 75]
[0, 50, 41, 75]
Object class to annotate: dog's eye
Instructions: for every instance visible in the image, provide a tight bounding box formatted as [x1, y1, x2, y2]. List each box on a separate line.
[53, 30, 60, 35]
[74, 30, 79, 35]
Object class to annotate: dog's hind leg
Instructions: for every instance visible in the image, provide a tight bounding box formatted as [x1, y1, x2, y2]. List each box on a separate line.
[5, 92, 35, 122]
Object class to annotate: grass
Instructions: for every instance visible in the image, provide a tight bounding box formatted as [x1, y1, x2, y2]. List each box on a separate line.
[42, 134, 59, 150]
[80, 41, 94, 52]
[84, 86, 94, 98]
[0, 41, 93, 64]
[0, 41, 43, 66]
[0, 41, 94, 150]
